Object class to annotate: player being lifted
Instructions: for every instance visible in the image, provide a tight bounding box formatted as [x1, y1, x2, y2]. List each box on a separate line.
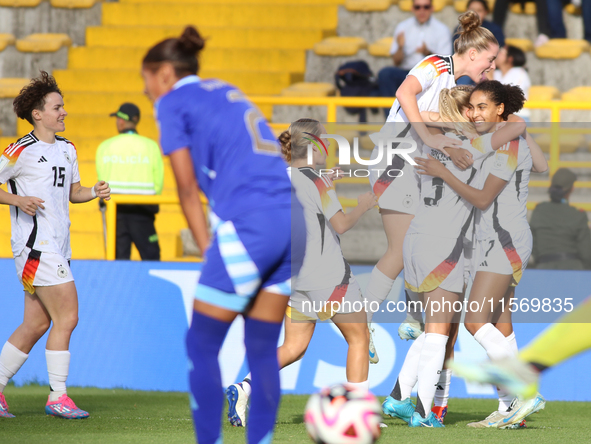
[383, 85, 528, 427]
[364, 11, 499, 358]
[226, 119, 377, 428]
[0, 71, 110, 419]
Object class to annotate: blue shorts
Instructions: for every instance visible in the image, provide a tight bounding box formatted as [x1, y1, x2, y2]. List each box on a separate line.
[196, 201, 306, 312]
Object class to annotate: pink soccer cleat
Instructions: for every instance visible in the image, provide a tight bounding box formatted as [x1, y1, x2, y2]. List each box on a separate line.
[45, 394, 89, 419]
[0, 393, 15, 418]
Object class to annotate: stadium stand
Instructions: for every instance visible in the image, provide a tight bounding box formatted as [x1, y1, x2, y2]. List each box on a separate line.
[0, 0, 589, 263]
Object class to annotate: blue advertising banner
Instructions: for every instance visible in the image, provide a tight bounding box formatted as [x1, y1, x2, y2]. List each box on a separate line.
[1, 259, 589, 401]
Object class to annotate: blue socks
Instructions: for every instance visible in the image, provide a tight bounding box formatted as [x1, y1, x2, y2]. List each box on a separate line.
[244, 317, 282, 444]
[186, 310, 231, 444]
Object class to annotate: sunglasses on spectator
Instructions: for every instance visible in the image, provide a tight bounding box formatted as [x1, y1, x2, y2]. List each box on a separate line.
[413, 4, 431, 9]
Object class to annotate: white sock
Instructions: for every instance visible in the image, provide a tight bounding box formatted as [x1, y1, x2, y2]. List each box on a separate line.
[348, 380, 369, 393]
[365, 266, 394, 323]
[396, 332, 426, 400]
[473, 323, 514, 360]
[497, 331, 519, 411]
[416, 333, 448, 418]
[405, 290, 423, 324]
[434, 368, 452, 407]
[506, 332, 518, 355]
[242, 374, 252, 396]
[0, 342, 28, 393]
[46, 350, 70, 401]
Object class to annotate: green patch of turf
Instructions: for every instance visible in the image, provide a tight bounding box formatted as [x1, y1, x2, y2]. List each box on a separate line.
[1, 386, 590, 443]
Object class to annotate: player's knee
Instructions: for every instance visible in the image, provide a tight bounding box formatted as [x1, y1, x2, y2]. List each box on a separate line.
[28, 319, 51, 339]
[57, 313, 79, 333]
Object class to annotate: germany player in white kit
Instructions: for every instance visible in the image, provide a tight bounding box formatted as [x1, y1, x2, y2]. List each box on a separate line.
[383, 85, 528, 427]
[363, 10, 500, 346]
[0, 72, 110, 419]
[225, 119, 377, 427]
[417, 80, 548, 428]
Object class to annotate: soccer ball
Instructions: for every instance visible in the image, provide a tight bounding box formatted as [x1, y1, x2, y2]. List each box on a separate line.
[304, 384, 382, 444]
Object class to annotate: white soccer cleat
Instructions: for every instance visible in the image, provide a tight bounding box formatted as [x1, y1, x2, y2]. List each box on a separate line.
[496, 395, 546, 429]
[225, 382, 249, 427]
[467, 410, 512, 428]
[397, 317, 424, 341]
[368, 323, 379, 364]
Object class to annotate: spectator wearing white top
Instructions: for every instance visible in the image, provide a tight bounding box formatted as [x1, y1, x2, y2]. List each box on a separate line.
[493, 45, 531, 121]
[377, 0, 452, 116]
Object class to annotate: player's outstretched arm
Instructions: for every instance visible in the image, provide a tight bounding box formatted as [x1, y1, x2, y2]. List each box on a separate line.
[329, 191, 377, 235]
[525, 132, 548, 173]
[69, 181, 111, 204]
[0, 187, 44, 216]
[415, 155, 506, 210]
[169, 147, 209, 253]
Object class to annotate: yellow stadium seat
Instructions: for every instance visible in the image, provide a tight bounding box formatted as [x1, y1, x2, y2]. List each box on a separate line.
[561, 86, 591, 101]
[565, 3, 581, 15]
[313, 36, 367, 56]
[345, 0, 391, 12]
[0, 0, 42, 6]
[534, 133, 583, 154]
[0, 78, 29, 98]
[510, 1, 535, 14]
[529, 85, 560, 101]
[0, 34, 15, 52]
[16, 33, 72, 53]
[399, 0, 449, 12]
[0, 137, 14, 149]
[281, 82, 336, 97]
[454, 0, 495, 12]
[535, 39, 590, 59]
[50, 0, 100, 7]
[368, 37, 393, 57]
[505, 38, 534, 52]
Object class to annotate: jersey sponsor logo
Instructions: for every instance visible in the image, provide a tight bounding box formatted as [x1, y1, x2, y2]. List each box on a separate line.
[38, 156, 47, 163]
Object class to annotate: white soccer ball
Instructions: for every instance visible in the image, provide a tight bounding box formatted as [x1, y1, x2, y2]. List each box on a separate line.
[304, 384, 382, 444]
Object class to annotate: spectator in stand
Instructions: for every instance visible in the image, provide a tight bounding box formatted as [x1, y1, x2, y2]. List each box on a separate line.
[454, 0, 505, 85]
[530, 168, 591, 270]
[96, 103, 164, 261]
[492, 0, 552, 47]
[494, 45, 531, 121]
[547, 0, 591, 43]
[377, 0, 452, 115]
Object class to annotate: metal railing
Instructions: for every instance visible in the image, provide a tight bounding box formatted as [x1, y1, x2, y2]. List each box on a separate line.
[251, 96, 591, 188]
[102, 97, 591, 260]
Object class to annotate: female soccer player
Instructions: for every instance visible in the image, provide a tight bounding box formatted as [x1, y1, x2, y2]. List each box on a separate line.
[226, 119, 377, 427]
[383, 85, 527, 427]
[365, 10, 500, 344]
[0, 71, 110, 419]
[415, 80, 548, 428]
[141, 27, 305, 444]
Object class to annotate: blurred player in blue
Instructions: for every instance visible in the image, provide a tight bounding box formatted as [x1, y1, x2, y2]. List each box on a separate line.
[141, 26, 305, 444]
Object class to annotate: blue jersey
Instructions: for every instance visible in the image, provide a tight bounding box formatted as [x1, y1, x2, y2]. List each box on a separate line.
[156, 76, 292, 220]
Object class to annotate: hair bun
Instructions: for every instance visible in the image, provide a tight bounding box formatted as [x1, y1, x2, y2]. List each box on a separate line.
[278, 130, 292, 162]
[179, 26, 205, 55]
[458, 10, 481, 34]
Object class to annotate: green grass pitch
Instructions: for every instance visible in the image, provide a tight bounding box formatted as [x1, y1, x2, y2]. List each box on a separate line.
[1, 385, 590, 443]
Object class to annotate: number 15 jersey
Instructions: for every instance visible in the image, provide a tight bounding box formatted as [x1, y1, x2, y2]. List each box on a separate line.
[407, 132, 495, 239]
[0, 132, 80, 258]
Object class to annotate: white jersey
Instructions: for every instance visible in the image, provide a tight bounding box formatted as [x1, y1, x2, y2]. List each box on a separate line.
[0, 132, 80, 259]
[408, 132, 496, 239]
[386, 54, 456, 123]
[475, 136, 532, 241]
[290, 167, 350, 291]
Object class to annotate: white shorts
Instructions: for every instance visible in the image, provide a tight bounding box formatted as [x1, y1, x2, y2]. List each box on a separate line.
[369, 148, 420, 215]
[476, 229, 532, 286]
[403, 233, 465, 294]
[289, 276, 363, 321]
[15, 247, 73, 294]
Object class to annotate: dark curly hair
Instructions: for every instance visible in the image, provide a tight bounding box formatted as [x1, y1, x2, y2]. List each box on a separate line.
[143, 26, 206, 77]
[13, 71, 63, 125]
[472, 80, 525, 120]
